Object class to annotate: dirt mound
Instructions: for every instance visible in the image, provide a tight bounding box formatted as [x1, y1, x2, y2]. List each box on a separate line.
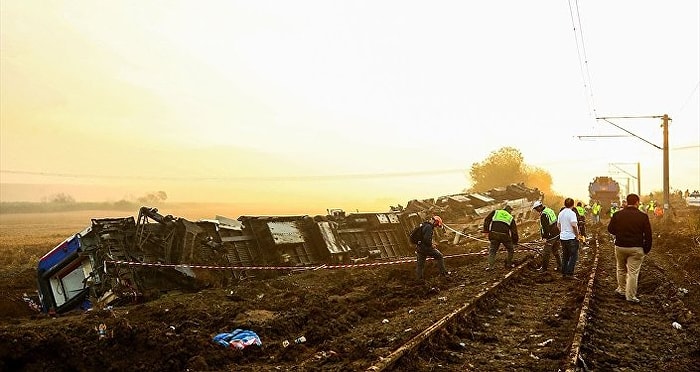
[1, 209, 699, 371]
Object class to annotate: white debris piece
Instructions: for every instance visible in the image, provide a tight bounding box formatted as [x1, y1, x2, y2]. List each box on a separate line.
[537, 338, 554, 346]
[672, 322, 682, 330]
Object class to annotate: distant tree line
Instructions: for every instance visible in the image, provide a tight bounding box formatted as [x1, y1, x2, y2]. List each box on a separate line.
[0, 191, 167, 214]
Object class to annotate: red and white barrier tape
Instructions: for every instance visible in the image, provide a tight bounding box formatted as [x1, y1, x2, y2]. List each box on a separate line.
[103, 249, 533, 272]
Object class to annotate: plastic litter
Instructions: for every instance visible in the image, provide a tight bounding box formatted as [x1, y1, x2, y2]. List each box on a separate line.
[672, 322, 682, 330]
[382, 319, 389, 324]
[213, 329, 262, 350]
[295, 336, 306, 344]
[282, 340, 290, 348]
[537, 338, 554, 346]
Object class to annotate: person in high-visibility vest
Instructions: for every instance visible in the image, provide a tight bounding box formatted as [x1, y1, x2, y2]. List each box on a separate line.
[591, 201, 602, 225]
[575, 202, 587, 238]
[654, 205, 664, 218]
[532, 200, 562, 272]
[482, 205, 519, 270]
[609, 202, 619, 217]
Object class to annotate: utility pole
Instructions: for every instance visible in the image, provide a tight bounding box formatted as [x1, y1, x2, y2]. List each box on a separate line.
[610, 162, 641, 196]
[662, 114, 670, 212]
[595, 114, 671, 215]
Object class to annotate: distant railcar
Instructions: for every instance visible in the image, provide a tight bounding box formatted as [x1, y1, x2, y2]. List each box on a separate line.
[589, 176, 620, 212]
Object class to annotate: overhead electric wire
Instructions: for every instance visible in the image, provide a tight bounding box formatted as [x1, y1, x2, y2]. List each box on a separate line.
[677, 80, 700, 113]
[568, 0, 597, 119]
[0, 168, 469, 182]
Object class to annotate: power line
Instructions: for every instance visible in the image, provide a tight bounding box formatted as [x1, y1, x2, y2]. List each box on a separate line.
[677, 80, 700, 113]
[568, 0, 597, 119]
[0, 168, 468, 182]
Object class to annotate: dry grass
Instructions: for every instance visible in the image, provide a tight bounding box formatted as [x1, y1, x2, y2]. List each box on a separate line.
[0, 205, 236, 271]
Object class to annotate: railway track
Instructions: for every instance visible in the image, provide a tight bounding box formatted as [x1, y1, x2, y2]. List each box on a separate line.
[358, 227, 699, 371]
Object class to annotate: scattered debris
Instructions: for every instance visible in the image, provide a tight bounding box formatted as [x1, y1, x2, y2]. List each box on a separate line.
[213, 329, 262, 350]
[672, 322, 683, 330]
[537, 338, 554, 347]
[382, 319, 390, 324]
[295, 336, 307, 344]
[22, 293, 41, 313]
[94, 323, 111, 340]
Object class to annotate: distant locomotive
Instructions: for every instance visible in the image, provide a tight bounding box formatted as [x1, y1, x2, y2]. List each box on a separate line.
[589, 176, 620, 211]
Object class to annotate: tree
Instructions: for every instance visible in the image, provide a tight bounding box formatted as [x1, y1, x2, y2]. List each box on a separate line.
[137, 191, 168, 204]
[468, 147, 528, 192]
[525, 165, 554, 197]
[43, 193, 76, 204]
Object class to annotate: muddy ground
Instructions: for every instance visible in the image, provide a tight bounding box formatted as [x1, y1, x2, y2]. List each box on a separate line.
[0, 209, 698, 371]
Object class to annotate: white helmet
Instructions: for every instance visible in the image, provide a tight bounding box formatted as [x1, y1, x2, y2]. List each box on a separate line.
[532, 200, 543, 209]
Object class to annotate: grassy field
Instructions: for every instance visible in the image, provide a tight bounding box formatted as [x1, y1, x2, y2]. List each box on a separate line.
[0, 205, 236, 271]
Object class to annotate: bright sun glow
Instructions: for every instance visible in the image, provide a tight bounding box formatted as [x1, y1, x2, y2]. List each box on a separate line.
[1, 1, 698, 214]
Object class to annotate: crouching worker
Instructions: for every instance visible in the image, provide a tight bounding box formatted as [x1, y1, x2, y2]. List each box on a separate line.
[415, 216, 449, 280]
[483, 205, 519, 270]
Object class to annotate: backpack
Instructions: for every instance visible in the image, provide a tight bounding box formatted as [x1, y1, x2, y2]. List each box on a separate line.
[409, 223, 425, 244]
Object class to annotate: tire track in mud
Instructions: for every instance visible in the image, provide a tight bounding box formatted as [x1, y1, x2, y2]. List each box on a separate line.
[578, 236, 700, 371]
[381, 244, 598, 371]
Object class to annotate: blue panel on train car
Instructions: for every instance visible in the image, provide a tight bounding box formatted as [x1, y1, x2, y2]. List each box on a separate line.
[37, 234, 81, 273]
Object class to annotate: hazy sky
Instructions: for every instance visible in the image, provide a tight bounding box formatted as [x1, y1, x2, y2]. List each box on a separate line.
[1, 1, 698, 215]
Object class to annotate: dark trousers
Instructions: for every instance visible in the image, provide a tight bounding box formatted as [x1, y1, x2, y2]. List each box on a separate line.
[416, 246, 447, 279]
[561, 239, 580, 276]
[488, 232, 514, 268]
[541, 238, 562, 270]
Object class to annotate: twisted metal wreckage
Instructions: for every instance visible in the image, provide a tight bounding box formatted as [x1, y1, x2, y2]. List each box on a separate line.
[37, 183, 542, 314]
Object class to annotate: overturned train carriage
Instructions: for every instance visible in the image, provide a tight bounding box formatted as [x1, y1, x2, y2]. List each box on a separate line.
[37, 183, 542, 313]
[36, 208, 414, 313]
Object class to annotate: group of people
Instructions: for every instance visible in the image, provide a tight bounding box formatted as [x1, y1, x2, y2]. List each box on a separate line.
[413, 193, 653, 303]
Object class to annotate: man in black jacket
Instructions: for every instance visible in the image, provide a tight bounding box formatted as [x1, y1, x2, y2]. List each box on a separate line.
[607, 193, 653, 303]
[532, 200, 561, 272]
[483, 205, 519, 270]
[415, 216, 449, 280]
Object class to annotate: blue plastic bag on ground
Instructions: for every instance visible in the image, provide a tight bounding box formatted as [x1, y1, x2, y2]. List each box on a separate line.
[213, 329, 262, 350]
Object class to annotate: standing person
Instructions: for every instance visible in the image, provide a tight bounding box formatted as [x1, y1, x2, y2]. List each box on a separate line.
[607, 193, 652, 303]
[482, 205, 519, 270]
[591, 201, 602, 225]
[415, 216, 449, 280]
[575, 201, 587, 238]
[532, 201, 562, 272]
[557, 198, 581, 279]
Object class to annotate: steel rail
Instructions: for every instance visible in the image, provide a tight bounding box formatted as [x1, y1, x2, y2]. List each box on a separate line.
[366, 258, 534, 371]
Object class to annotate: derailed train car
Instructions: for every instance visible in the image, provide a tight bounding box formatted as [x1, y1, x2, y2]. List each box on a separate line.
[37, 183, 542, 313]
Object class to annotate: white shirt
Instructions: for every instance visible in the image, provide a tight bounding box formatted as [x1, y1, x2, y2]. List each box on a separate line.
[557, 208, 578, 240]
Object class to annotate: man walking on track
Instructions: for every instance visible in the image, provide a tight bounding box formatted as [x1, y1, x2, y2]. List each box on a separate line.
[557, 198, 581, 279]
[414, 216, 450, 280]
[483, 205, 519, 270]
[607, 193, 652, 303]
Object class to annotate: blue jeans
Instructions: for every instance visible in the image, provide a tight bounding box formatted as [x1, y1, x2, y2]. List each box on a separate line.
[560, 239, 580, 276]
